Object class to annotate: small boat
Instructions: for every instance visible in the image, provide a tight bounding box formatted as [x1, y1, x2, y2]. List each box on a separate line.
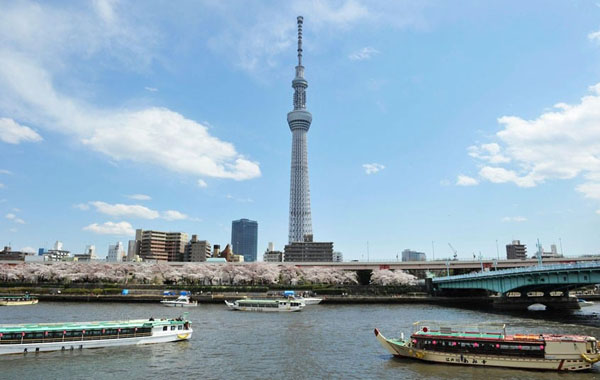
[578, 299, 594, 307]
[293, 296, 322, 305]
[374, 321, 599, 371]
[0, 317, 192, 355]
[225, 299, 304, 312]
[283, 290, 321, 305]
[160, 295, 198, 307]
[0, 295, 38, 306]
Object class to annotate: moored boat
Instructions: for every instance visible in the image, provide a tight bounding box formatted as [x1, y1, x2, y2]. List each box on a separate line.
[160, 295, 198, 307]
[293, 296, 322, 305]
[0, 295, 38, 306]
[225, 299, 304, 312]
[0, 317, 192, 355]
[578, 299, 594, 307]
[374, 321, 599, 371]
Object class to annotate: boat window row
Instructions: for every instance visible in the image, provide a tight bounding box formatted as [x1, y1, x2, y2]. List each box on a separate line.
[242, 303, 279, 308]
[0, 327, 152, 344]
[413, 338, 545, 358]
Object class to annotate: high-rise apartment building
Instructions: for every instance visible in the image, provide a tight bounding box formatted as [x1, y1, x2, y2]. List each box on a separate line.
[506, 240, 527, 260]
[231, 219, 258, 262]
[135, 229, 187, 262]
[184, 235, 211, 262]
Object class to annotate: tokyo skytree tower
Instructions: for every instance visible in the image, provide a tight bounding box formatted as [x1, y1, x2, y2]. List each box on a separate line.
[287, 16, 313, 243]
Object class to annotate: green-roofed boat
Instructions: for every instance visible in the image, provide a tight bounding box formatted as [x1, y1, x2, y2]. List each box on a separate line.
[375, 321, 599, 372]
[0, 317, 192, 355]
[225, 299, 304, 312]
[0, 294, 38, 306]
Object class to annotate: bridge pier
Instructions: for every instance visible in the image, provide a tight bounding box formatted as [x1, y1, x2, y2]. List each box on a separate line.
[492, 295, 580, 311]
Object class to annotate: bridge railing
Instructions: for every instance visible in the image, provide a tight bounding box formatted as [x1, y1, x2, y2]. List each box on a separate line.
[432, 261, 600, 283]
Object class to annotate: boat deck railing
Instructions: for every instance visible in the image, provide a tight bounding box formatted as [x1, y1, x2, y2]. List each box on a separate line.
[0, 332, 152, 344]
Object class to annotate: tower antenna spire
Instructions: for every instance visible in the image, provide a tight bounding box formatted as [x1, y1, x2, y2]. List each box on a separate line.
[297, 16, 303, 67]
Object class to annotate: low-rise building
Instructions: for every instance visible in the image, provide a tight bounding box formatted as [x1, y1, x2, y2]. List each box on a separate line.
[284, 235, 334, 262]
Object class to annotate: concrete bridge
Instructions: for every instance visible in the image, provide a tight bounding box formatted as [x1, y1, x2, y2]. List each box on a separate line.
[432, 261, 600, 310]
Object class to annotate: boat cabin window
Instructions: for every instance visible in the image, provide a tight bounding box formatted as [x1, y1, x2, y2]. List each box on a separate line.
[178, 325, 183, 330]
[414, 337, 544, 358]
[162, 326, 168, 331]
[171, 326, 176, 330]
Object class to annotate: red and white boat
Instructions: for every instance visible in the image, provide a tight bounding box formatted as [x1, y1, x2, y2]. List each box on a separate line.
[374, 321, 599, 372]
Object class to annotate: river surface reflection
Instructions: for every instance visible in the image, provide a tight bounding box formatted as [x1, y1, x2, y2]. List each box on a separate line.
[1, 302, 599, 379]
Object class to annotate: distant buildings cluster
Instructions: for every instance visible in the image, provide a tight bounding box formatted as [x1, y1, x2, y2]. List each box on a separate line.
[505, 240, 562, 260]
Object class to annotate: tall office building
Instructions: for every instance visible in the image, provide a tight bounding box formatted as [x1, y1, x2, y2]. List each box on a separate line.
[283, 235, 333, 262]
[166, 232, 188, 262]
[506, 240, 527, 260]
[287, 16, 313, 243]
[231, 219, 258, 262]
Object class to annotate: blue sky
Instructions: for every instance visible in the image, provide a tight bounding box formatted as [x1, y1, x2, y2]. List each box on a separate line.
[1, 0, 600, 260]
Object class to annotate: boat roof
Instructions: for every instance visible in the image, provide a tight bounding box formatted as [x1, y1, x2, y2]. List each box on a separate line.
[238, 299, 281, 303]
[0, 318, 186, 333]
[412, 330, 593, 343]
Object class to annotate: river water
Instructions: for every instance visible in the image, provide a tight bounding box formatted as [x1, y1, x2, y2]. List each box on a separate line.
[1, 302, 600, 379]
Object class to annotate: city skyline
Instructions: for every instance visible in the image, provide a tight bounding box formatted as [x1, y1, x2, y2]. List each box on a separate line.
[1, 1, 600, 260]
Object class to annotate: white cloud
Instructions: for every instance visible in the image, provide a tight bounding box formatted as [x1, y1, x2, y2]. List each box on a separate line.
[502, 216, 527, 223]
[0, 169, 11, 175]
[73, 203, 90, 211]
[467, 84, 600, 202]
[589, 30, 600, 43]
[197, 179, 208, 188]
[83, 221, 134, 235]
[456, 175, 479, 186]
[467, 143, 510, 164]
[162, 210, 189, 221]
[479, 166, 537, 188]
[127, 194, 151, 201]
[205, 1, 425, 74]
[144, 86, 158, 92]
[90, 201, 159, 219]
[225, 194, 253, 203]
[0, 183, 4, 189]
[5, 213, 25, 224]
[349, 47, 379, 61]
[576, 183, 600, 200]
[0, 2, 260, 181]
[362, 163, 385, 175]
[0, 118, 42, 144]
[596, 209, 600, 215]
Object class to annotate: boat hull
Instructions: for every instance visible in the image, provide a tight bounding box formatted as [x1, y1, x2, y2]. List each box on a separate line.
[0, 299, 38, 306]
[0, 329, 192, 355]
[224, 301, 303, 312]
[374, 329, 595, 372]
[160, 302, 198, 307]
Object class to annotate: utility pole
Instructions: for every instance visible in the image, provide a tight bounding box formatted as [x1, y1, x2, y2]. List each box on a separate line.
[495, 239, 499, 260]
[431, 240, 435, 261]
[559, 237, 563, 256]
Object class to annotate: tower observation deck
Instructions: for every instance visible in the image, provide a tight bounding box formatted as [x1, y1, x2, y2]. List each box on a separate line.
[287, 16, 313, 243]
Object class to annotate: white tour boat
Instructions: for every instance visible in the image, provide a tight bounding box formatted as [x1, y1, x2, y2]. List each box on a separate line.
[0, 295, 38, 306]
[225, 299, 304, 312]
[293, 296, 322, 305]
[160, 295, 198, 307]
[0, 317, 192, 355]
[375, 321, 599, 371]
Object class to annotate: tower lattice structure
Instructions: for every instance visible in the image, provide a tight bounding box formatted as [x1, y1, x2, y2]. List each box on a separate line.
[287, 16, 313, 243]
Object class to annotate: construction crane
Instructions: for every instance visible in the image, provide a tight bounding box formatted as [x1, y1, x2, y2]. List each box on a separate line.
[447, 243, 458, 260]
